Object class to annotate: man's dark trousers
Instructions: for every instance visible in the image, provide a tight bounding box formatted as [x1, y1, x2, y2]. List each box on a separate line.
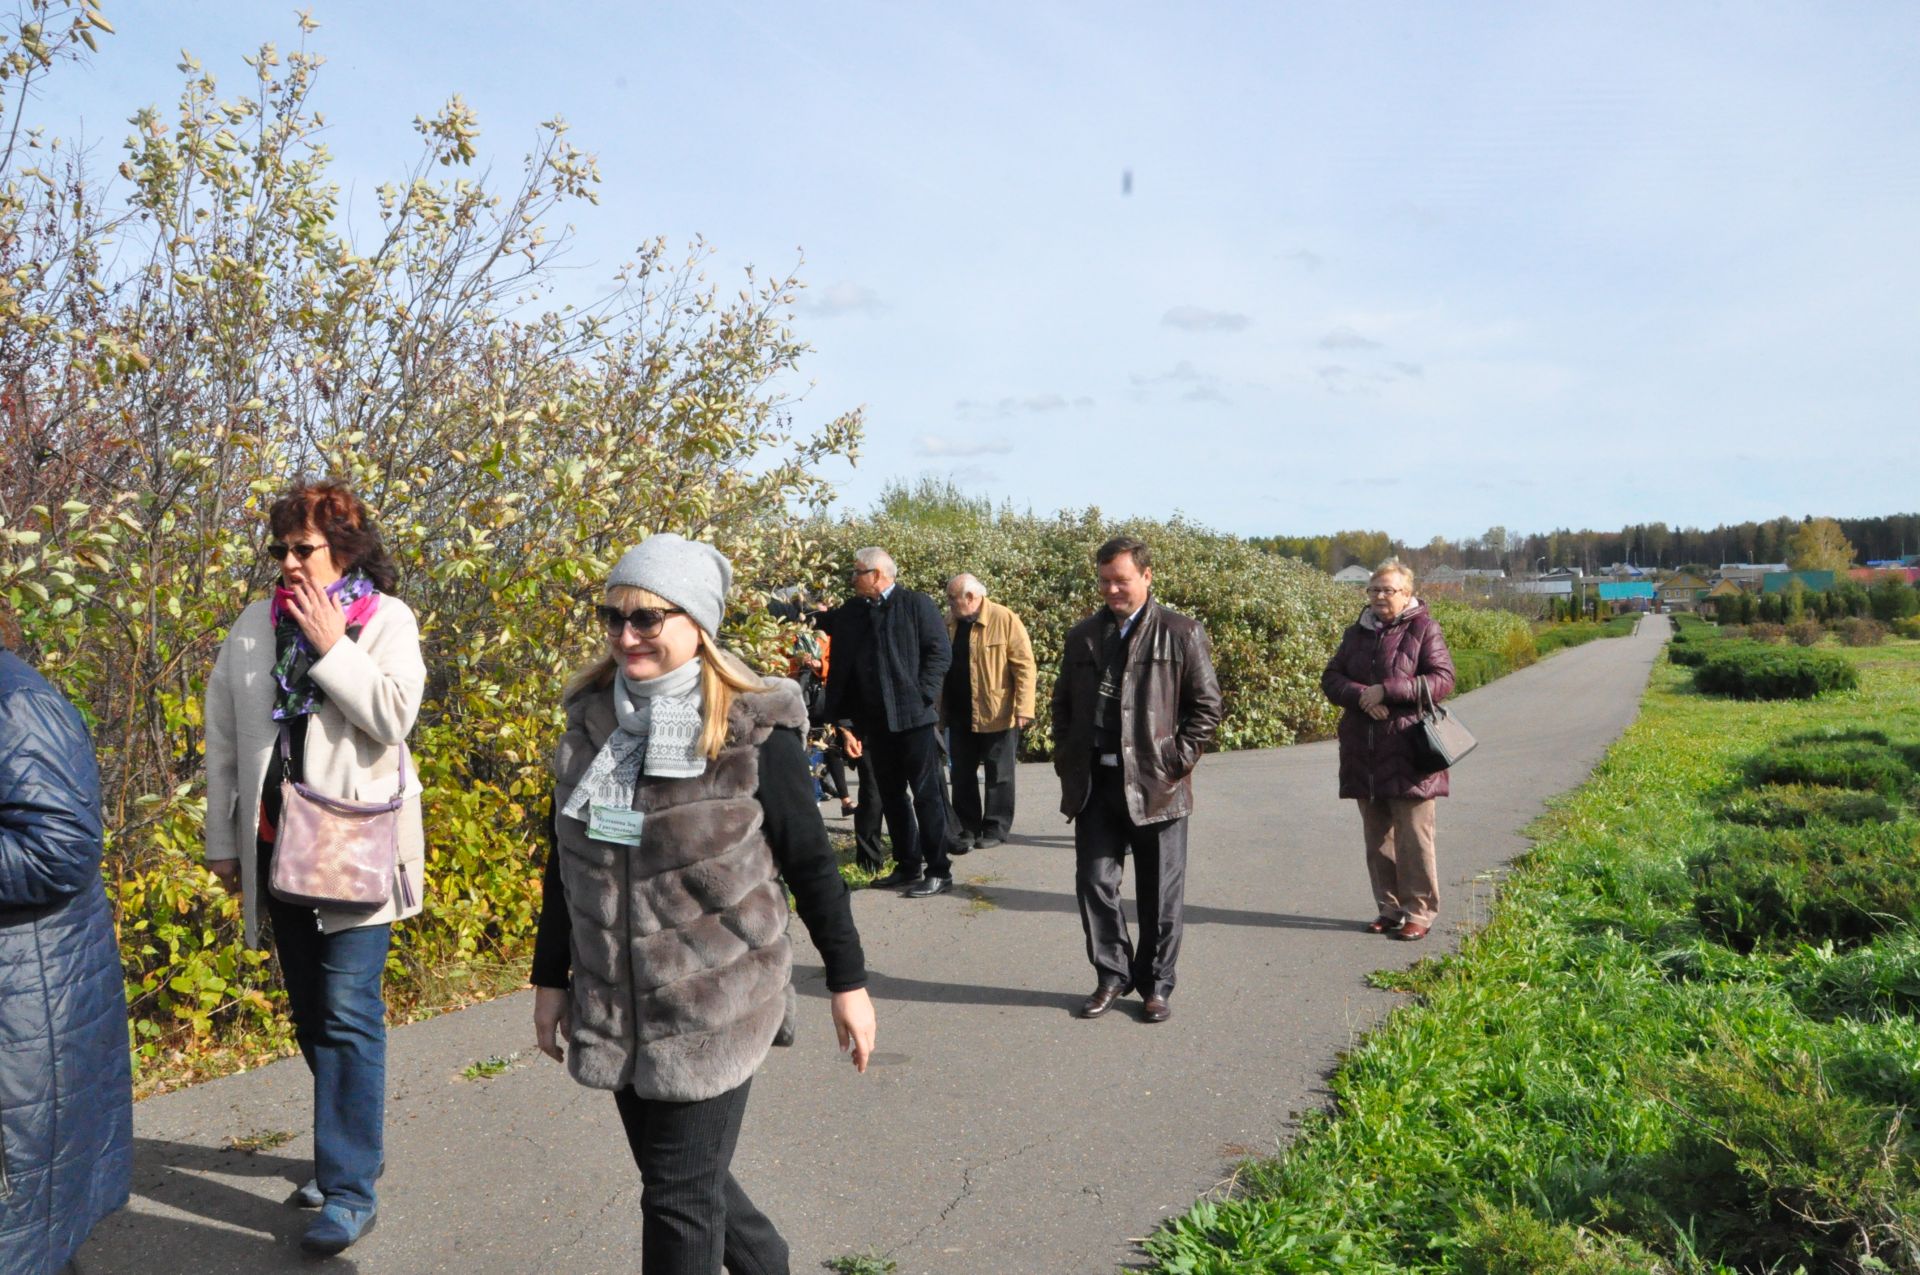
[1074, 763, 1188, 998]
[865, 720, 952, 878]
[851, 750, 890, 871]
[951, 726, 1019, 841]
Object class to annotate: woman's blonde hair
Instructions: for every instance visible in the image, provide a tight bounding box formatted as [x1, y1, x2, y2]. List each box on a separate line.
[1371, 558, 1416, 590]
[565, 585, 766, 759]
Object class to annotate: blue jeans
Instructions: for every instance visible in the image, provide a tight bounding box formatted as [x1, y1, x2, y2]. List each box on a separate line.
[262, 844, 390, 1212]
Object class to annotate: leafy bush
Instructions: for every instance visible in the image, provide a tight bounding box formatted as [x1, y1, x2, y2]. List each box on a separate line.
[1, 19, 857, 1084]
[1834, 617, 1889, 647]
[818, 510, 1354, 756]
[1694, 645, 1859, 700]
[1897, 616, 1920, 641]
[1786, 619, 1826, 647]
[1690, 819, 1920, 951]
[1746, 622, 1787, 643]
[1535, 620, 1634, 655]
[1449, 648, 1506, 694]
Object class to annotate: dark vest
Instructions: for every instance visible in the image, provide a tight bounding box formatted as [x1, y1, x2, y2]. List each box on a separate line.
[550, 676, 806, 1101]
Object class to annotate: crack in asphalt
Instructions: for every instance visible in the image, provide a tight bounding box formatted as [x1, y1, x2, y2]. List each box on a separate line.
[540, 1181, 639, 1268]
[894, 1133, 1058, 1257]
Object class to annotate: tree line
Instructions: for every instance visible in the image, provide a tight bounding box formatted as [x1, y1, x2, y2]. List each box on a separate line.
[1255, 513, 1920, 576]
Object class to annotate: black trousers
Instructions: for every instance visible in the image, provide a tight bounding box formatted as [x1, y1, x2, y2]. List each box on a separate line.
[613, 1078, 788, 1275]
[863, 720, 952, 878]
[850, 750, 891, 870]
[950, 726, 1019, 840]
[1073, 764, 1189, 999]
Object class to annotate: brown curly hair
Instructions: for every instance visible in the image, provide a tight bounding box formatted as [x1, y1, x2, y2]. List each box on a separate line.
[268, 480, 400, 593]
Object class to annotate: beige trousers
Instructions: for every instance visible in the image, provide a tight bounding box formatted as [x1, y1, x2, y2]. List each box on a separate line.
[1356, 797, 1439, 925]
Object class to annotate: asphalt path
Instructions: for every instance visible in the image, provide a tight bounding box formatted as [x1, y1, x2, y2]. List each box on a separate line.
[80, 614, 1667, 1275]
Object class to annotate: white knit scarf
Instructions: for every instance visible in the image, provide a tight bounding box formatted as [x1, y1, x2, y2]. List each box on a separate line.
[562, 658, 707, 825]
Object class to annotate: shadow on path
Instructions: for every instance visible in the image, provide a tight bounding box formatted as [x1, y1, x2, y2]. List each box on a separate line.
[920, 883, 1360, 932]
[81, 1137, 356, 1274]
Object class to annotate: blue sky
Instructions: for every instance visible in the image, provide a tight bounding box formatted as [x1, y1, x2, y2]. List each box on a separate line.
[38, 2, 1920, 540]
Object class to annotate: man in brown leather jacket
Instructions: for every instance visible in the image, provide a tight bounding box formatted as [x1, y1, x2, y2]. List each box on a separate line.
[1052, 536, 1223, 1023]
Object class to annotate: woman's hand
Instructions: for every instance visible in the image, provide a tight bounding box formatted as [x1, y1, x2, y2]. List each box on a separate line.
[534, 987, 571, 1063]
[1358, 684, 1386, 711]
[1365, 703, 1391, 720]
[208, 859, 241, 894]
[283, 577, 348, 656]
[830, 988, 876, 1073]
[840, 728, 863, 761]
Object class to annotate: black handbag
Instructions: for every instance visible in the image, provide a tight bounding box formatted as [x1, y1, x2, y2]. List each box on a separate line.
[1409, 675, 1477, 775]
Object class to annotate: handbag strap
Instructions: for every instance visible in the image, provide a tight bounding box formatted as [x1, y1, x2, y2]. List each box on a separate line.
[279, 720, 409, 801]
[1416, 674, 1440, 720]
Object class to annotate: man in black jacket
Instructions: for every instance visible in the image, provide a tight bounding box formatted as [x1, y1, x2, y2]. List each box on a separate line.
[817, 547, 956, 896]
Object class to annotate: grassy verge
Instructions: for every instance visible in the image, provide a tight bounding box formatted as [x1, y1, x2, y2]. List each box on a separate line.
[1144, 640, 1920, 1274]
[1534, 613, 1640, 655]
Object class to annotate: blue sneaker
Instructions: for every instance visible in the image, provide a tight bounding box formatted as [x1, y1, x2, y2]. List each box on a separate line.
[300, 1202, 377, 1255]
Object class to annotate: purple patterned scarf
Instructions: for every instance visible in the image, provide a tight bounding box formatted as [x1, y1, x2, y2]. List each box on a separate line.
[270, 570, 381, 721]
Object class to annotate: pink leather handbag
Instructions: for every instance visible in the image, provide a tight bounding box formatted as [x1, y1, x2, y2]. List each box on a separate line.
[269, 729, 415, 911]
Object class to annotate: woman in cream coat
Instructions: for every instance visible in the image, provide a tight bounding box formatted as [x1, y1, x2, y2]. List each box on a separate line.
[204, 480, 424, 1257]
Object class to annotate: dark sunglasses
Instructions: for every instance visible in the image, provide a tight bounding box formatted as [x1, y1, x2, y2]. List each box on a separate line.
[266, 542, 330, 561]
[596, 604, 686, 637]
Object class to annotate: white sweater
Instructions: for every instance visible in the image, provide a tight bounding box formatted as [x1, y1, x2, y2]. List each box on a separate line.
[204, 597, 427, 946]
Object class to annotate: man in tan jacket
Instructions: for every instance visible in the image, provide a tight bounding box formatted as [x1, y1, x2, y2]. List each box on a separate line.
[942, 574, 1037, 849]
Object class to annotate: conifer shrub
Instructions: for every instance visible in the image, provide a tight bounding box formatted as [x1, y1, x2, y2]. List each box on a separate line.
[1694, 645, 1859, 700]
[1745, 738, 1917, 799]
[1717, 784, 1902, 828]
[1690, 819, 1920, 951]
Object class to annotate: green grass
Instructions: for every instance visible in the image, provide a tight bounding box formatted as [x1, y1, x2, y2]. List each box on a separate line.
[1144, 640, 1920, 1275]
[459, 1052, 524, 1081]
[822, 1252, 898, 1274]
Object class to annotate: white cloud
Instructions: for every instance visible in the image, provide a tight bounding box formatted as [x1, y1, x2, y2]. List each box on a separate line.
[1319, 325, 1383, 351]
[1131, 360, 1229, 405]
[954, 393, 1092, 421]
[797, 282, 885, 317]
[1163, 305, 1252, 332]
[916, 434, 1015, 457]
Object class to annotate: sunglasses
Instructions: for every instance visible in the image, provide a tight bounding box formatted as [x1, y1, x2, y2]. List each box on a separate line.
[266, 542, 330, 561]
[596, 604, 686, 638]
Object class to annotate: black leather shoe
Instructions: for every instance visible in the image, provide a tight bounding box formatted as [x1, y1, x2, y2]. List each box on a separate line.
[973, 835, 1005, 849]
[903, 875, 952, 898]
[1078, 980, 1128, 1018]
[869, 866, 924, 889]
[1141, 996, 1172, 1023]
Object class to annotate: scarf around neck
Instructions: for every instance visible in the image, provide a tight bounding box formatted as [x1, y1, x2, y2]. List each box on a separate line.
[561, 657, 708, 828]
[270, 569, 380, 721]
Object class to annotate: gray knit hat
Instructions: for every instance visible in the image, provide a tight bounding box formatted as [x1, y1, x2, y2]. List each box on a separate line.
[606, 534, 733, 637]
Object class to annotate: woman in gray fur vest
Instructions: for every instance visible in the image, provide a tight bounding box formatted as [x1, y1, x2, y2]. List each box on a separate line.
[531, 534, 876, 1274]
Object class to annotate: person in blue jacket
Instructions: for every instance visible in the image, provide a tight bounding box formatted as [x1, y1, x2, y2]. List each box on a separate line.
[0, 608, 133, 1274]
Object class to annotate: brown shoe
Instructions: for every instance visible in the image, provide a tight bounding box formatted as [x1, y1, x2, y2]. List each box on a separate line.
[1393, 920, 1431, 941]
[1364, 915, 1403, 934]
[1141, 996, 1171, 1023]
[1078, 980, 1127, 1018]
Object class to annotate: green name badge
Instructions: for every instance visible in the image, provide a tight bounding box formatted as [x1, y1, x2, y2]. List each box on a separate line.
[588, 804, 645, 846]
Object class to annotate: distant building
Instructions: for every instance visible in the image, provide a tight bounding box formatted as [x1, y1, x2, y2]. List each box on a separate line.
[1331, 564, 1373, 585]
[1704, 578, 1746, 616]
[1761, 570, 1836, 595]
[1716, 563, 1789, 589]
[1657, 572, 1710, 612]
[1598, 581, 1656, 612]
[1851, 566, 1920, 585]
[1508, 580, 1573, 597]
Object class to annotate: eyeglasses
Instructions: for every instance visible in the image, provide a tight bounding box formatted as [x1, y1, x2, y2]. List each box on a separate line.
[1366, 586, 1406, 596]
[849, 567, 880, 579]
[267, 542, 330, 561]
[596, 604, 686, 637]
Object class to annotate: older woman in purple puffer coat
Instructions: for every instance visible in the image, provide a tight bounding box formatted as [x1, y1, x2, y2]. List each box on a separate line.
[1320, 560, 1456, 942]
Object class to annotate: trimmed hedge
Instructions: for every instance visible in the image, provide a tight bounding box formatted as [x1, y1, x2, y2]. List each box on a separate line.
[1746, 739, 1917, 799]
[1691, 819, 1920, 951]
[1694, 645, 1859, 700]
